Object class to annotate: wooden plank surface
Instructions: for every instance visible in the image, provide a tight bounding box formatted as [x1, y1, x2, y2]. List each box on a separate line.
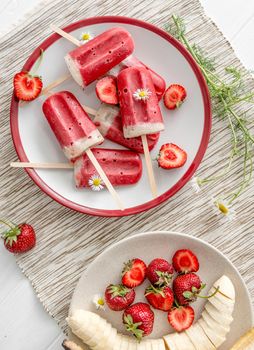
[0, 1, 254, 350]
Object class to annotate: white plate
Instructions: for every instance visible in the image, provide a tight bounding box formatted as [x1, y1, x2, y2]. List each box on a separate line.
[11, 17, 211, 216]
[69, 231, 253, 350]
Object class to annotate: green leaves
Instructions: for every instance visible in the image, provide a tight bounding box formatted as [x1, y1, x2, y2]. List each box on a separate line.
[165, 15, 254, 210]
[109, 284, 131, 297]
[124, 314, 143, 341]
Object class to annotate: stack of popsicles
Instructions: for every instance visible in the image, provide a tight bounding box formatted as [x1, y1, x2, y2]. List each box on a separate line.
[41, 26, 167, 205]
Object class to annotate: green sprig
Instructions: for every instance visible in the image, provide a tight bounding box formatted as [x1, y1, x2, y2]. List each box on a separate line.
[166, 15, 254, 210]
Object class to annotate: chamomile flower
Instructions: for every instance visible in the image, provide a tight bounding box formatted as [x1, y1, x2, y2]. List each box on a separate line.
[80, 32, 93, 43]
[190, 177, 202, 193]
[133, 88, 152, 101]
[88, 174, 104, 191]
[92, 294, 106, 310]
[212, 197, 236, 222]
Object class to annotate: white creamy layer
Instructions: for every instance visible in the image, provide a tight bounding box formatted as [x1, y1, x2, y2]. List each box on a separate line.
[93, 104, 119, 136]
[123, 122, 164, 138]
[73, 156, 83, 188]
[63, 129, 104, 160]
[64, 54, 84, 88]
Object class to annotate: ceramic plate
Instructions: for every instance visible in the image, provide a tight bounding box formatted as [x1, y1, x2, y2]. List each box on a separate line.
[69, 231, 253, 350]
[10, 16, 211, 216]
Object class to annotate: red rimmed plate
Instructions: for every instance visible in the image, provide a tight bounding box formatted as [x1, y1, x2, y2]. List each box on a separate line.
[10, 16, 211, 216]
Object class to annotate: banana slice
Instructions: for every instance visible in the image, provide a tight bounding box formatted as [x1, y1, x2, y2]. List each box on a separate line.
[90, 321, 112, 349]
[168, 332, 196, 350]
[202, 310, 230, 335]
[136, 341, 147, 350]
[163, 334, 178, 350]
[67, 310, 104, 343]
[185, 323, 216, 350]
[230, 327, 254, 349]
[88, 321, 112, 347]
[151, 338, 165, 350]
[103, 327, 118, 350]
[112, 334, 123, 350]
[198, 318, 226, 348]
[208, 294, 234, 314]
[205, 303, 233, 326]
[213, 275, 235, 300]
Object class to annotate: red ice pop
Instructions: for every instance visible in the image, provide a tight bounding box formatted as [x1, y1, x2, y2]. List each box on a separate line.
[118, 66, 164, 138]
[74, 148, 142, 188]
[65, 27, 134, 88]
[93, 104, 160, 153]
[113, 55, 166, 100]
[42, 91, 104, 160]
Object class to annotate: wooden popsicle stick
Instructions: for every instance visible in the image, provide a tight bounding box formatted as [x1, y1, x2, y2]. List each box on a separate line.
[86, 148, 125, 211]
[41, 74, 71, 96]
[10, 162, 73, 169]
[50, 24, 81, 47]
[141, 135, 158, 198]
[82, 105, 97, 116]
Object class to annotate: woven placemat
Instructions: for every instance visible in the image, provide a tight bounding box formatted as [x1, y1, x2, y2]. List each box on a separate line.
[0, 0, 253, 334]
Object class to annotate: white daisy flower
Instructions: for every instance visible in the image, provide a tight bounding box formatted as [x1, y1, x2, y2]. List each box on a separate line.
[92, 294, 106, 310]
[80, 32, 93, 43]
[88, 174, 104, 191]
[190, 177, 202, 193]
[212, 197, 236, 222]
[133, 88, 152, 101]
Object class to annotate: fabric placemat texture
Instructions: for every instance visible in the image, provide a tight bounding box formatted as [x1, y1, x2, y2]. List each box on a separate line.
[0, 0, 253, 333]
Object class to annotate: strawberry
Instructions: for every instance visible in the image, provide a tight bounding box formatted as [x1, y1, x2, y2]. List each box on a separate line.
[1, 221, 36, 254]
[172, 249, 199, 273]
[123, 302, 154, 340]
[157, 143, 187, 169]
[14, 72, 43, 101]
[104, 284, 135, 311]
[95, 76, 118, 104]
[168, 305, 194, 332]
[163, 84, 186, 110]
[145, 285, 174, 311]
[122, 258, 147, 288]
[173, 273, 204, 305]
[146, 258, 173, 286]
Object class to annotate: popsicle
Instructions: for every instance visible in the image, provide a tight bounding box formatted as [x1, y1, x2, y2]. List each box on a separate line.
[64, 27, 134, 88]
[74, 148, 142, 188]
[118, 66, 165, 197]
[117, 66, 164, 138]
[42, 91, 104, 160]
[109, 55, 166, 100]
[93, 104, 160, 153]
[42, 91, 124, 210]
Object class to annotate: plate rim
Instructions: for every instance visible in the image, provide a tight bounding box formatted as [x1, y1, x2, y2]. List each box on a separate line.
[10, 15, 212, 217]
[70, 230, 253, 332]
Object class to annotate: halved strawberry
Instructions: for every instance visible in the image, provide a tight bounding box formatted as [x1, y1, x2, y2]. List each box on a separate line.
[122, 258, 147, 288]
[172, 249, 199, 273]
[167, 305, 194, 332]
[157, 143, 187, 169]
[163, 84, 186, 110]
[95, 76, 118, 104]
[145, 285, 174, 311]
[14, 72, 43, 101]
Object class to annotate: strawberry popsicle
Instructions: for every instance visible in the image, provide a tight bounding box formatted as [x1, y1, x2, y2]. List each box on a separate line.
[110, 56, 166, 100]
[65, 27, 134, 88]
[74, 148, 142, 188]
[42, 91, 104, 160]
[93, 104, 159, 153]
[118, 66, 165, 138]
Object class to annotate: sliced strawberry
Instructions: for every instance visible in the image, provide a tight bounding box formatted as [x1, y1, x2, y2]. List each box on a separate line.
[145, 285, 174, 311]
[122, 258, 147, 288]
[172, 249, 199, 273]
[14, 72, 43, 101]
[168, 305, 194, 332]
[95, 76, 118, 104]
[157, 143, 187, 169]
[163, 84, 186, 110]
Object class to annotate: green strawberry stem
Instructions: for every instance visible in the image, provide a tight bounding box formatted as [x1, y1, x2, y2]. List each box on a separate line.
[0, 219, 16, 230]
[196, 286, 220, 299]
[124, 314, 143, 341]
[30, 48, 44, 76]
[0, 220, 21, 246]
[145, 284, 165, 297]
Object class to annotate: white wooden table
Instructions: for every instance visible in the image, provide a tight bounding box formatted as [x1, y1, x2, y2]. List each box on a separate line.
[0, 0, 253, 349]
